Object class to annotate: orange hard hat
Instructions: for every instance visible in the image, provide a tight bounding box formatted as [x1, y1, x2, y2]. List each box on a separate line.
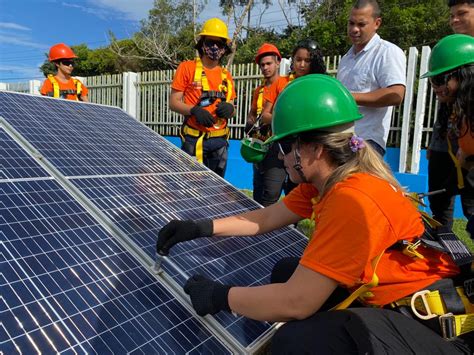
[255, 43, 281, 64]
[49, 43, 77, 62]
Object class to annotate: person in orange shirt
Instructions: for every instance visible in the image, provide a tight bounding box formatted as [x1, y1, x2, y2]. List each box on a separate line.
[243, 43, 287, 206]
[40, 43, 88, 102]
[157, 75, 471, 353]
[261, 39, 327, 195]
[169, 18, 236, 177]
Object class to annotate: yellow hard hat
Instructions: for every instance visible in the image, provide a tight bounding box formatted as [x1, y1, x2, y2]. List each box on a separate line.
[198, 18, 231, 43]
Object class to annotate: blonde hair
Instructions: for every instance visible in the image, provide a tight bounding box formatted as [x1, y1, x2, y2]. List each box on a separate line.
[299, 131, 402, 195]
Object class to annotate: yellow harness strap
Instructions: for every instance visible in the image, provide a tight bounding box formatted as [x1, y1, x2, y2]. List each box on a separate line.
[196, 134, 205, 163]
[331, 249, 385, 311]
[447, 138, 464, 189]
[47, 75, 81, 100]
[194, 57, 231, 102]
[256, 84, 265, 116]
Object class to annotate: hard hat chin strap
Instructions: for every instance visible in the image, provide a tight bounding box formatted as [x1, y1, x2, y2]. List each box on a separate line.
[292, 139, 308, 182]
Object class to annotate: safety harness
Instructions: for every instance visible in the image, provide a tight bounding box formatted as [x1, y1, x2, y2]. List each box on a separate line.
[248, 74, 295, 142]
[181, 57, 232, 163]
[313, 192, 474, 340]
[46, 75, 82, 100]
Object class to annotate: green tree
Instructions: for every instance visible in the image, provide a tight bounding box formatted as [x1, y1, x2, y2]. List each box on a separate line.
[110, 0, 202, 70]
[299, 0, 451, 56]
[39, 44, 121, 78]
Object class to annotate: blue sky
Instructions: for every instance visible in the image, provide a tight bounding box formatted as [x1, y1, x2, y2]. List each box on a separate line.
[0, 0, 302, 83]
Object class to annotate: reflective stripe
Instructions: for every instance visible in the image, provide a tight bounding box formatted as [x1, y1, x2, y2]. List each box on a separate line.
[447, 138, 464, 189]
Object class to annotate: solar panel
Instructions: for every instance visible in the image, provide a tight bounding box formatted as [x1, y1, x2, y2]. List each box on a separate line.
[1, 180, 230, 354]
[1, 91, 308, 353]
[0, 92, 206, 177]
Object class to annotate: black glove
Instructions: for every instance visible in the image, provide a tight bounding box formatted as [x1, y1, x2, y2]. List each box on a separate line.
[190, 106, 214, 127]
[156, 219, 213, 255]
[184, 274, 232, 316]
[216, 101, 234, 119]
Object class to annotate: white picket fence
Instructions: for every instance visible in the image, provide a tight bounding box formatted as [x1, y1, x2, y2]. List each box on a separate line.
[1, 46, 436, 174]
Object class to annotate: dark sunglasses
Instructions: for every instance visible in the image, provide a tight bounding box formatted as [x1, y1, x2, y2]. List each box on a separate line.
[203, 39, 226, 48]
[429, 71, 455, 87]
[277, 139, 295, 156]
[60, 60, 75, 66]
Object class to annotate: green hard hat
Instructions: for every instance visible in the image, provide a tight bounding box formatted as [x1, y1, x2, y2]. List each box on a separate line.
[240, 137, 269, 163]
[421, 34, 474, 79]
[266, 74, 363, 144]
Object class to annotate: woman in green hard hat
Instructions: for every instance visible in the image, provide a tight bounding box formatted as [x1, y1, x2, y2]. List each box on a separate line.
[422, 34, 473, 237]
[157, 75, 468, 354]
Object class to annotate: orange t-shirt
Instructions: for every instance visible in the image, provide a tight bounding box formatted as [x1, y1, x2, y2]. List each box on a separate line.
[171, 59, 236, 132]
[40, 77, 88, 101]
[283, 173, 459, 306]
[263, 76, 291, 105]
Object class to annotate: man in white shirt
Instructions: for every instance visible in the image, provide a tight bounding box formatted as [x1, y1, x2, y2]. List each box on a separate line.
[337, 0, 406, 156]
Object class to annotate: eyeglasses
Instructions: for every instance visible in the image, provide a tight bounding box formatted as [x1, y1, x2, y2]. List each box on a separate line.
[277, 139, 295, 156]
[203, 39, 226, 48]
[429, 71, 455, 87]
[60, 60, 75, 66]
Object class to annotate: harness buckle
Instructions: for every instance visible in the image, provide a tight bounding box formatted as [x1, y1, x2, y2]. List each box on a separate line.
[402, 240, 425, 259]
[439, 313, 457, 340]
[410, 290, 438, 320]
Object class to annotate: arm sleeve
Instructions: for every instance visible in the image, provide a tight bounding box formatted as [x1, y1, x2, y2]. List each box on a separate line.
[376, 45, 406, 88]
[79, 80, 88, 96]
[40, 79, 51, 96]
[282, 184, 318, 219]
[226, 71, 237, 101]
[171, 62, 192, 92]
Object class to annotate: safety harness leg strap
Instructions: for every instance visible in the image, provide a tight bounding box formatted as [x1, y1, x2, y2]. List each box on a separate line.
[195, 134, 205, 163]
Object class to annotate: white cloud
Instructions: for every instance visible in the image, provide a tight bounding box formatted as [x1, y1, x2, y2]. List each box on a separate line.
[0, 34, 47, 49]
[61, 2, 111, 20]
[88, 0, 154, 21]
[0, 22, 31, 31]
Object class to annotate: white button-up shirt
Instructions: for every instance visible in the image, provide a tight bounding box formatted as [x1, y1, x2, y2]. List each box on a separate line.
[337, 33, 406, 150]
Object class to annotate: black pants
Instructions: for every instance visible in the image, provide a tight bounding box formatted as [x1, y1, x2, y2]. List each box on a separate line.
[181, 136, 228, 177]
[253, 145, 286, 206]
[269, 257, 472, 354]
[428, 150, 474, 228]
